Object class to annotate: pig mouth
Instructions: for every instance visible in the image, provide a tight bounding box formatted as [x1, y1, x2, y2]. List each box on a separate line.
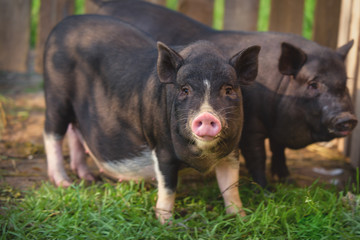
[328, 117, 357, 137]
[194, 134, 220, 142]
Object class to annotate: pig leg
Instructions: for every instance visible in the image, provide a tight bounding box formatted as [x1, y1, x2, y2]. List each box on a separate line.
[43, 132, 72, 187]
[152, 150, 178, 224]
[269, 139, 290, 182]
[240, 133, 267, 187]
[215, 157, 245, 217]
[67, 124, 95, 182]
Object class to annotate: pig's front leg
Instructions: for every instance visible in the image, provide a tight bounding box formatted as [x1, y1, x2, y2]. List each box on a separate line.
[152, 150, 179, 224]
[215, 155, 245, 217]
[67, 124, 95, 182]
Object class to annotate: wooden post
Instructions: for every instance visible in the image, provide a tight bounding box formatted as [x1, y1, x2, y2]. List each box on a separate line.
[269, 0, 304, 35]
[85, 0, 100, 13]
[178, 0, 214, 27]
[0, 0, 31, 73]
[35, 0, 74, 74]
[337, 0, 360, 166]
[85, 0, 166, 14]
[145, 0, 167, 6]
[312, 0, 341, 49]
[223, 0, 259, 31]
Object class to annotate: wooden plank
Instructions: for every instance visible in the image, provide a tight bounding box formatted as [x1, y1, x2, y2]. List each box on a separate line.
[178, 0, 214, 27]
[350, 49, 360, 167]
[347, 0, 360, 167]
[35, 0, 74, 74]
[0, 0, 31, 73]
[145, 0, 166, 6]
[85, 0, 100, 13]
[312, 0, 341, 49]
[333, 0, 353, 154]
[223, 0, 259, 31]
[85, 0, 165, 14]
[337, 0, 360, 166]
[269, 0, 304, 35]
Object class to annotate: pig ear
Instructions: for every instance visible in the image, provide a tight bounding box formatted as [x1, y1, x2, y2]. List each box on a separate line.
[229, 45, 260, 84]
[279, 42, 307, 77]
[336, 40, 354, 60]
[157, 41, 184, 84]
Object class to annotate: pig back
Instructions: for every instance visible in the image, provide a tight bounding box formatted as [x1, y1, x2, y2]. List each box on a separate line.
[44, 15, 163, 162]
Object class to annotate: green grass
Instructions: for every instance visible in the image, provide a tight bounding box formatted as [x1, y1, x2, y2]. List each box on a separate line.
[1, 179, 359, 239]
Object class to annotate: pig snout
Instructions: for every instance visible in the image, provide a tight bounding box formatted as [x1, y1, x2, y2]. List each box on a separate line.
[191, 112, 222, 140]
[329, 113, 358, 136]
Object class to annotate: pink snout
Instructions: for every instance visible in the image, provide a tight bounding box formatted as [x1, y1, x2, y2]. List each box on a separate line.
[191, 112, 222, 140]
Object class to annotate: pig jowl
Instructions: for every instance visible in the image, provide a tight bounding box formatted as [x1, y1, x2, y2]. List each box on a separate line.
[43, 15, 260, 223]
[95, 0, 358, 187]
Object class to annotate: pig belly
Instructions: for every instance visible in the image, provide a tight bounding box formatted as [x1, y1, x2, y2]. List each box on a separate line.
[88, 144, 156, 181]
[99, 151, 156, 181]
[72, 127, 156, 181]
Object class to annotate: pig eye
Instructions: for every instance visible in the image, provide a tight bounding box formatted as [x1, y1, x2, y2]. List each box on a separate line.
[225, 86, 233, 95]
[308, 81, 318, 90]
[181, 86, 190, 95]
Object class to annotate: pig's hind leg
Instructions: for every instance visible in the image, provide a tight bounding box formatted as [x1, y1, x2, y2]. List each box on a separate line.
[67, 124, 95, 182]
[43, 98, 75, 187]
[43, 132, 72, 187]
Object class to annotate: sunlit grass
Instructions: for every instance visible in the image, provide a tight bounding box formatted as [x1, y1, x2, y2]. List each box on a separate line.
[1, 179, 359, 239]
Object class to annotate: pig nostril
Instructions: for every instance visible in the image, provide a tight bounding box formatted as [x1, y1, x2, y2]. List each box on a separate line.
[335, 119, 357, 131]
[211, 122, 216, 127]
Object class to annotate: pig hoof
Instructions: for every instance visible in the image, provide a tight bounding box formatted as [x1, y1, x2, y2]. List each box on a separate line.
[58, 180, 72, 188]
[74, 166, 95, 182]
[48, 172, 72, 187]
[51, 178, 72, 188]
[239, 209, 246, 217]
[155, 208, 173, 224]
[280, 176, 296, 185]
[81, 173, 96, 182]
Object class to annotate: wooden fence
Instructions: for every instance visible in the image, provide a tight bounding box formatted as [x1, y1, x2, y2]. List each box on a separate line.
[0, 0, 359, 167]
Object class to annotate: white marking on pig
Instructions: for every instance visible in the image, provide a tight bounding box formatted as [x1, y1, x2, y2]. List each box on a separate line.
[215, 152, 245, 217]
[100, 148, 156, 181]
[190, 79, 222, 150]
[43, 132, 72, 187]
[200, 79, 213, 113]
[152, 150, 176, 223]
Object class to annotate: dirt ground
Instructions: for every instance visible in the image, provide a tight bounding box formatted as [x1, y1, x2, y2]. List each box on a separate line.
[0, 60, 358, 199]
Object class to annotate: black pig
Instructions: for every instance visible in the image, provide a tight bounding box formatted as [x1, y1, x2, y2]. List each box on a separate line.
[43, 15, 260, 222]
[95, 0, 358, 187]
